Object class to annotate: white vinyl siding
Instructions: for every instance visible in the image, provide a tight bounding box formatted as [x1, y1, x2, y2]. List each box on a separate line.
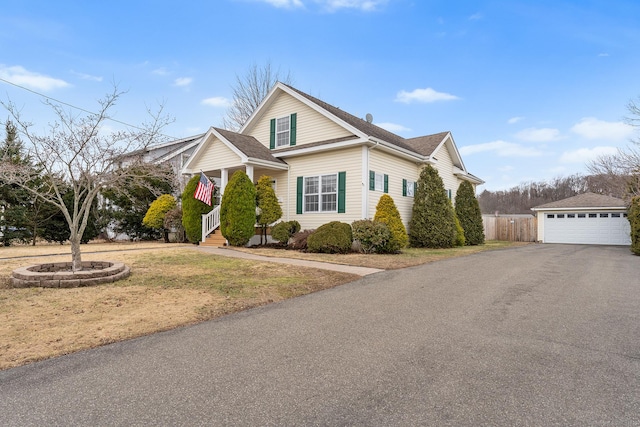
[248, 91, 354, 149]
[287, 147, 362, 229]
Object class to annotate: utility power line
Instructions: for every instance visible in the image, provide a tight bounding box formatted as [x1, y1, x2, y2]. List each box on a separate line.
[0, 77, 179, 140]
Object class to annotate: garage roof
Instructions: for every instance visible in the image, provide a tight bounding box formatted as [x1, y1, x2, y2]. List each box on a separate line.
[531, 192, 627, 211]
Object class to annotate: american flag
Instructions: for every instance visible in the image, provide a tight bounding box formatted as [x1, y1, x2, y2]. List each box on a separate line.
[194, 172, 214, 206]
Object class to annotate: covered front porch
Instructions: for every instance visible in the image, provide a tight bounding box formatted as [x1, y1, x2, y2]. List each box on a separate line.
[181, 126, 290, 244]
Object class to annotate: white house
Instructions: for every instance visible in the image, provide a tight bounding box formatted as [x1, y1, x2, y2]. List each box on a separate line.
[181, 82, 483, 243]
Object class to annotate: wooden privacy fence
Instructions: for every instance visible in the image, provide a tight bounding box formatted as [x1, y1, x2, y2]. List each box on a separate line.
[482, 215, 537, 242]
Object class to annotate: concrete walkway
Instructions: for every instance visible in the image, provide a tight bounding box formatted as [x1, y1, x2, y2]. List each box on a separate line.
[192, 246, 384, 276]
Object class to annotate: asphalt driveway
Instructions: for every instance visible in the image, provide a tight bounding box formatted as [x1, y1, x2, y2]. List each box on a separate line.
[1, 244, 639, 426]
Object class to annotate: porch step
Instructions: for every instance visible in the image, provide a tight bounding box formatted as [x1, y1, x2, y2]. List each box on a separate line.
[201, 230, 227, 247]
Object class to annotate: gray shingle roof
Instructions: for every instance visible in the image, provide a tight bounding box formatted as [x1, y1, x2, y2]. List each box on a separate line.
[283, 84, 444, 157]
[532, 192, 628, 209]
[214, 127, 286, 164]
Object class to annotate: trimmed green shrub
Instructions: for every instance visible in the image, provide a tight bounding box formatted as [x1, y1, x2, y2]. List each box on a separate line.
[271, 220, 301, 245]
[182, 175, 214, 243]
[255, 175, 283, 244]
[220, 170, 256, 246]
[143, 194, 177, 230]
[455, 180, 485, 245]
[629, 196, 640, 255]
[352, 219, 393, 254]
[374, 194, 408, 250]
[307, 221, 353, 254]
[453, 213, 466, 247]
[409, 164, 456, 248]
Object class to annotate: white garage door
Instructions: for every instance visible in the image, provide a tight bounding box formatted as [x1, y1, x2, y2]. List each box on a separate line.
[544, 211, 631, 245]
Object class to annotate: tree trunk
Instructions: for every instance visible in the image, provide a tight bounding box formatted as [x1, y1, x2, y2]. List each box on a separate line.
[70, 237, 82, 272]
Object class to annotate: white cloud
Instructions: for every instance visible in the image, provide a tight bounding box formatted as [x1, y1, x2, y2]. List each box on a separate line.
[258, 0, 303, 8]
[498, 165, 514, 172]
[320, 0, 387, 11]
[395, 87, 459, 103]
[152, 67, 170, 76]
[201, 97, 231, 107]
[0, 65, 69, 91]
[570, 117, 633, 141]
[559, 146, 618, 163]
[469, 12, 483, 20]
[459, 140, 543, 157]
[71, 70, 103, 82]
[598, 53, 609, 57]
[515, 127, 562, 142]
[174, 77, 193, 87]
[507, 116, 524, 124]
[375, 122, 411, 133]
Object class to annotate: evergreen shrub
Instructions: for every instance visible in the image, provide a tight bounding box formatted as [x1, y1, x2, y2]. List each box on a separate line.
[352, 219, 392, 254]
[455, 180, 485, 245]
[181, 175, 214, 243]
[220, 170, 257, 246]
[409, 164, 456, 248]
[373, 194, 408, 250]
[307, 221, 353, 254]
[629, 196, 640, 255]
[271, 220, 301, 245]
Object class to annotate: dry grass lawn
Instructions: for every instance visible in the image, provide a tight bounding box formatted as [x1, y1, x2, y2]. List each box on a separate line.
[0, 240, 525, 371]
[0, 242, 358, 370]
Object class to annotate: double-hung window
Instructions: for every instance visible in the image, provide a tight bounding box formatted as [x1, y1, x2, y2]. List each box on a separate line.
[276, 116, 290, 147]
[403, 179, 416, 197]
[270, 113, 297, 148]
[369, 170, 388, 193]
[304, 174, 337, 213]
[297, 172, 345, 214]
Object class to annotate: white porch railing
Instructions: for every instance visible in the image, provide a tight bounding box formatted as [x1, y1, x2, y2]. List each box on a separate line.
[201, 205, 221, 243]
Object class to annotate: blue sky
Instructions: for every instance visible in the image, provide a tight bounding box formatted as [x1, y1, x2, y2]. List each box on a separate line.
[1, 0, 639, 191]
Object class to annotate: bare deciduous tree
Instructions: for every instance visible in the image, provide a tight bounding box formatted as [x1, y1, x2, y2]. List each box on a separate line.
[588, 96, 640, 197]
[222, 61, 293, 131]
[0, 87, 173, 271]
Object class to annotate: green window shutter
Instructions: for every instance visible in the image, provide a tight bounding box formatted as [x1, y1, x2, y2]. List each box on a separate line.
[369, 170, 375, 191]
[269, 119, 276, 149]
[290, 113, 297, 146]
[338, 172, 346, 213]
[296, 176, 303, 214]
[384, 174, 388, 193]
[402, 179, 407, 197]
[414, 182, 418, 195]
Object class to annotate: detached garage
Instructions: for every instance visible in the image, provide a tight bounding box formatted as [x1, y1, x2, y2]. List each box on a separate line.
[532, 192, 631, 246]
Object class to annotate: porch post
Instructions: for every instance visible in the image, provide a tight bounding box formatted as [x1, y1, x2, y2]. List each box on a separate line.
[245, 165, 254, 182]
[220, 168, 228, 195]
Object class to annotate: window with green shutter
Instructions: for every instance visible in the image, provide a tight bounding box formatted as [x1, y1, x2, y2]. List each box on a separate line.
[296, 172, 346, 213]
[271, 113, 297, 148]
[370, 170, 388, 193]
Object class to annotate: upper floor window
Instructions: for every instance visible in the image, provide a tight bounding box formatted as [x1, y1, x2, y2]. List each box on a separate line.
[276, 116, 290, 147]
[270, 113, 297, 149]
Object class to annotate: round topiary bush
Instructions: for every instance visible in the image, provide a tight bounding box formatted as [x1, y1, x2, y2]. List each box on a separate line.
[307, 221, 353, 254]
[271, 220, 301, 245]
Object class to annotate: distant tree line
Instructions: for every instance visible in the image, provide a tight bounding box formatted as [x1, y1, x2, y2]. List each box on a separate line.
[478, 173, 630, 215]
